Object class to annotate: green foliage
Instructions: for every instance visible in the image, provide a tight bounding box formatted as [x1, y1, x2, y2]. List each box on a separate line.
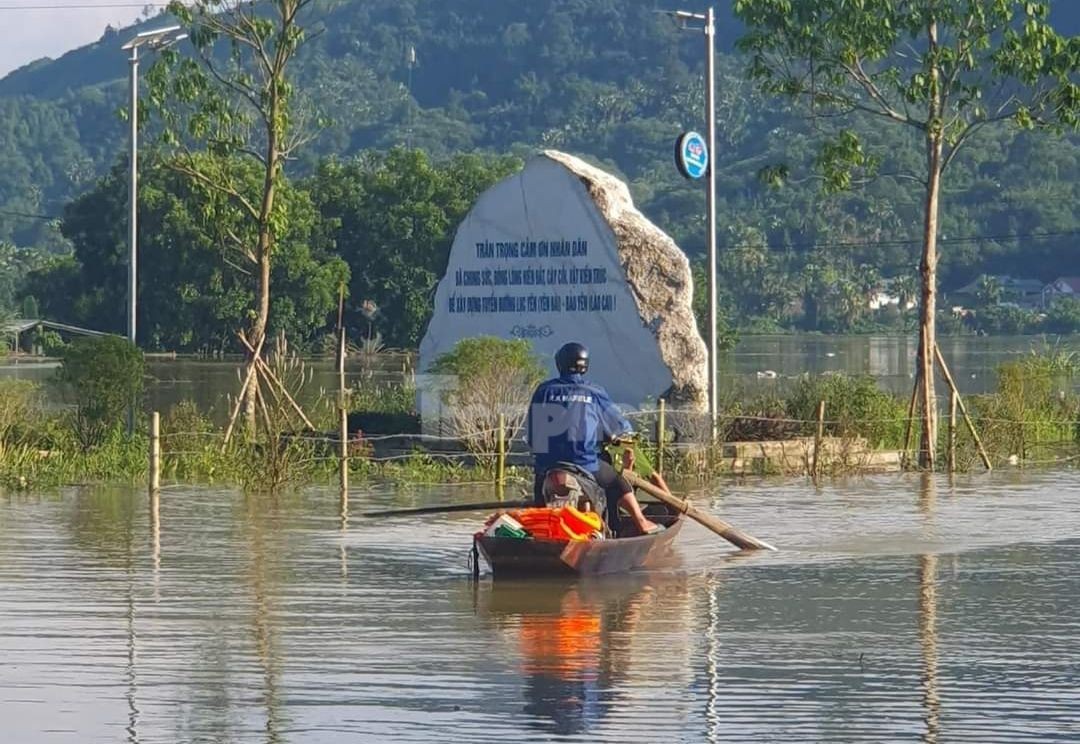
[785, 373, 907, 450]
[0, 242, 46, 313]
[1, 1, 1079, 342]
[0, 429, 147, 490]
[968, 305, 1041, 335]
[968, 353, 1080, 463]
[428, 336, 545, 383]
[308, 149, 521, 347]
[28, 158, 347, 352]
[1043, 297, 1080, 334]
[33, 329, 65, 356]
[429, 336, 545, 462]
[0, 380, 147, 488]
[0, 379, 39, 446]
[56, 336, 145, 448]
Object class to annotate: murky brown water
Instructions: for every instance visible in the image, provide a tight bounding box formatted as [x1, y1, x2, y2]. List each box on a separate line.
[2, 472, 1080, 742]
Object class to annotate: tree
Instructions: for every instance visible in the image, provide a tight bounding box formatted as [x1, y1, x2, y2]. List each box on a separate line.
[307, 149, 520, 347]
[734, 0, 1080, 468]
[429, 336, 546, 464]
[892, 274, 918, 315]
[974, 274, 1005, 307]
[148, 0, 319, 429]
[1041, 296, 1080, 334]
[29, 158, 345, 353]
[57, 336, 145, 448]
[716, 225, 796, 323]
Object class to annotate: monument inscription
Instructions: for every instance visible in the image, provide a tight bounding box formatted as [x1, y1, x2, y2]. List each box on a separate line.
[419, 151, 707, 425]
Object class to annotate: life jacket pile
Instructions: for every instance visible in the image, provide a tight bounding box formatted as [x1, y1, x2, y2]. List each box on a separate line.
[479, 506, 603, 541]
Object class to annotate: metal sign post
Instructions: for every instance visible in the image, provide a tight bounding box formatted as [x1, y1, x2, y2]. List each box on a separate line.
[668, 7, 718, 441]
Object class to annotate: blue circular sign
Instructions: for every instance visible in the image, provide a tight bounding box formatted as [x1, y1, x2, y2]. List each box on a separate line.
[675, 131, 709, 179]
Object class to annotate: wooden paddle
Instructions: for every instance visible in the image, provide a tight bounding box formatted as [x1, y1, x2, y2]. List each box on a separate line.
[622, 470, 777, 551]
[360, 499, 533, 518]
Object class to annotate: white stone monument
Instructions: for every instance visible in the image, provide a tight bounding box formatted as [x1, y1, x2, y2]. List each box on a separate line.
[418, 150, 707, 430]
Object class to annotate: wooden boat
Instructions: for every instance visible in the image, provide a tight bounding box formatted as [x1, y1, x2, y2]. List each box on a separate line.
[474, 504, 683, 578]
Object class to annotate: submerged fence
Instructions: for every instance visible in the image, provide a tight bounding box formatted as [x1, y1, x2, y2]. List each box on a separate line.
[144, 392, 1080, 498]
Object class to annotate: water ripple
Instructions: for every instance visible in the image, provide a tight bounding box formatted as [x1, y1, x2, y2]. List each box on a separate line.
[2, 474, 1080, 742]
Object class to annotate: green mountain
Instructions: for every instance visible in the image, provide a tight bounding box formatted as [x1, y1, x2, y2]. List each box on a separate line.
[1, 0, 1079, 297]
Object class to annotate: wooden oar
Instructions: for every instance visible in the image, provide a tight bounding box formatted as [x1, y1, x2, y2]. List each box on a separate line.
[360, 499, 533, 518]
[623, 470, 776, 551]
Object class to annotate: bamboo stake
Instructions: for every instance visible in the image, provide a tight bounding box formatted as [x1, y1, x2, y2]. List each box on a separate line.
[934, 344, 992, 471]
[222, 331, 267, 446]
[812, 400, 825, 478]
[656, 398, 666, 476]
[337, 282, 347, 409]
[902, 376, 919, 470]
[920, 321, 936, 471]
[337, 288, 348, 498]
[948, 389, 957, 473]
[149, 411, 160, 496]
[257, 359, 315, 429]
[496, 413, 506, 499]
[339, 405, 349, 497]
[238, 332, 317, 431]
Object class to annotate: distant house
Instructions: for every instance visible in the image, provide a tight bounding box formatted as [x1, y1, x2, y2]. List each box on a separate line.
[952, 275, 1045, 309]
[868, 277, 917, 311]
[3, 318, 110, 355]
[1042, 277, 1080, 306]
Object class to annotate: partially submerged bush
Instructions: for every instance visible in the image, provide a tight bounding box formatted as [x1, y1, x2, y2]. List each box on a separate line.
[0, 379, 39, 446]
[719, 391, 801, 442]
[786, 373, 907, 449]
[967, 352, 1079, 463]
[57, 336, 145, 448]
[429, 337, 546, 463]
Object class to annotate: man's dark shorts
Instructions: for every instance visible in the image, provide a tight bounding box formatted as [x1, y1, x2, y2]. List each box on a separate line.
[533, 458, 630, 532]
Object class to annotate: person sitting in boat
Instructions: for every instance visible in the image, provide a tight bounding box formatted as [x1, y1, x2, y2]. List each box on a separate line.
[526, 341, 662, 536]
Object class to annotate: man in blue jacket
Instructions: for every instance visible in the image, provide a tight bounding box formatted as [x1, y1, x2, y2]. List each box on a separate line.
[526, 342, 661, 535]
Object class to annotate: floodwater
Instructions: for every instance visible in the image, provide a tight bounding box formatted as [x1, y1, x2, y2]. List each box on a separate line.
[3, 334, 1079, 415]
[2, 472, 1079, 742]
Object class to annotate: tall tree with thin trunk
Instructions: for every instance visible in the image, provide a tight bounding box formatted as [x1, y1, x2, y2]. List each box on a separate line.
[147, 0, 318, 431]
[734, 0, 1079, 468]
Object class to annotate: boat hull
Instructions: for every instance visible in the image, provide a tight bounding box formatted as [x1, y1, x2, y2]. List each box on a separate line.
[475, 509, 683, 578]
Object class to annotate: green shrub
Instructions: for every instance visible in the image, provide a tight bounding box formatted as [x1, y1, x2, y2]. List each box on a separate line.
[786, 373, 907, 449]
[0, 379, 39, 446]
[34, 329, 65, 356]
[429, 337, 545, 462]
[967, 352, 1079, 462]
[57, 336, 145, 448]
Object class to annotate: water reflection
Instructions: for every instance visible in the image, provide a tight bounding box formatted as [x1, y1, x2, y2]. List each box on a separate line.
[125, 508, 140, 744]
[243, 498, 286, 744]
[916, 472, 941, 744]
[915, 472, 941, 738]
[150, 493, 160, 602]
[478, 575, 689, 737]
[919, 553, 940, 744]
[339, 490, 349, 581]
[4, 477, 1080, 742]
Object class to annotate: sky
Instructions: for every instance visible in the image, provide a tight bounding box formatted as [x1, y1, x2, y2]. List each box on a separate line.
[0, 0, 152, 77]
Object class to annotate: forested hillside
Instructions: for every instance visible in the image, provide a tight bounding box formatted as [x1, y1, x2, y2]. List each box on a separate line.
[2, 0, 1079, 343]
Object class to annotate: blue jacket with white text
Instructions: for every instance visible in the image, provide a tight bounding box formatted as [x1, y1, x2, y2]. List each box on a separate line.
[526, 373, 633, 474]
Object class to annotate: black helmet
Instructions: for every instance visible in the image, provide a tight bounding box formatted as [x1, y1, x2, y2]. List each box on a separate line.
[555, 342, 589, 376]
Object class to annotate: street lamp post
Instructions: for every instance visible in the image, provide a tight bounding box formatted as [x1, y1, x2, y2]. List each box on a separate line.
[663, 7, 719, 439]
[120, 25, 186, 349]
[121, 25, 185, 434]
